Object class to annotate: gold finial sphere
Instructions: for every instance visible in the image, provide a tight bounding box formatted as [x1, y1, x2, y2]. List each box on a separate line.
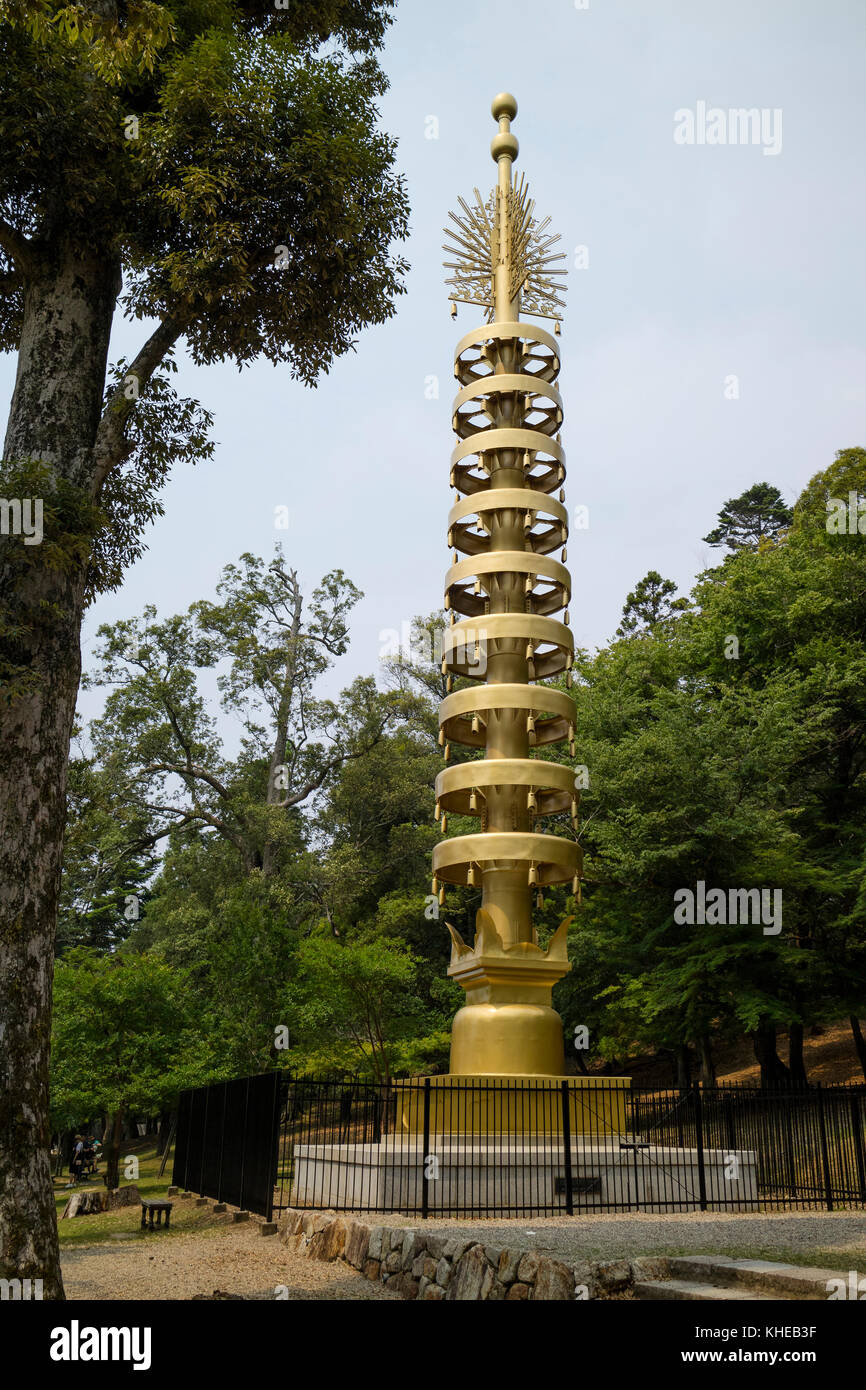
[491, 91, 519, 163]
[491, 92, 518, 122]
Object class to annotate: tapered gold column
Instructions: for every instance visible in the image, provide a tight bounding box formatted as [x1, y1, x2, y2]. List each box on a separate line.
[432, 94, 582, 1077]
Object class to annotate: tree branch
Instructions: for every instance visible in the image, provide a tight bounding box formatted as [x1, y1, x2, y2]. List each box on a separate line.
[0, 218, 35, 275]
[91, 312, 188, 493]
[142, 762, 231, 801]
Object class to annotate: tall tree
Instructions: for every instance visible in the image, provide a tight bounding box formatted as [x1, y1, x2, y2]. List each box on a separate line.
[703, 482, 793, 550]
[85, 550, 397, 880]
[0, 0, 407, 1294]
[616, 570, 689, 637]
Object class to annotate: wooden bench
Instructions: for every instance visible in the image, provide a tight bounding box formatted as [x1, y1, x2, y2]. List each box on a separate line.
[141, 1199, 173, 1230]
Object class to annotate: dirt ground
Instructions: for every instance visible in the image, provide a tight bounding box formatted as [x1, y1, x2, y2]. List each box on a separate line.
[60, 1221, 397, 1301]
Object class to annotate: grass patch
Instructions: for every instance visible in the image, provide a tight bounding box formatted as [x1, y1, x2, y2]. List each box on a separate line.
[55, 1138, 222, 1249]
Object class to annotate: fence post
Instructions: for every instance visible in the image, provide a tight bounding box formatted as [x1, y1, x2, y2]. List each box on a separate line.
[238, 1076, 250, 1213]
[561, 1080, 574, 1216]
[216, 1082, 226, 1206]
[266, 1071, 281, 1224]
[851, 1093, 866, 1205]
[816, 1083, 834, 1212]
[421, 1078, 431, 1220]
[692, 1082, 708, 1211]
[198, 1086, 209, 1197]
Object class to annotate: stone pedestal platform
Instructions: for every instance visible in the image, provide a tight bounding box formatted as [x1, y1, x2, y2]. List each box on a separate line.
[290, 1136, 757, 1215]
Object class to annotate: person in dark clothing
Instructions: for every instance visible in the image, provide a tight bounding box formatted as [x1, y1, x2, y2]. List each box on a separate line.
[67, 1135, 84, 1187]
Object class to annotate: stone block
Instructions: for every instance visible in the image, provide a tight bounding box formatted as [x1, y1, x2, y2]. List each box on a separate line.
[308, 1217, 347, 1262]
[417, 1276, 430, 1298]
[401, 1230, 419, 1265]
[385, 1250, 402, 1273]
[597, 1259, 631, 1292]
[421, 1283, 445, 1300]
[506, 1281, 530, 1300]
[630, 1256, 671, 1283]
[367, 1226, 386, 1261]
[303, 1212, 331, 1237]
[281, 1211, 304, 1239]
[498, 1248, 521, 1285]
[167, 1187, 180, 1197]
[516, 1252, 539, 1284]
[363, 1259, 381, 1281]
[447, 1245, 488, 1301]
[422, 1258, 438, 1280]
[534, 1256, 574, 1301]
[259, 1222, 278, 1237]
[232, 1210, 249, 1223]
[436, 1257, 452, 1287]
[488, 1280, 507, 1300]
[390, 1228, 405, 1251]
[443, 1238, 472, 1262]
[343, 1219, 370, 1270]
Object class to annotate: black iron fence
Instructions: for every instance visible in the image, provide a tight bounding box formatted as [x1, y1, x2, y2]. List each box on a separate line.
[173, 1073, 866, 1221]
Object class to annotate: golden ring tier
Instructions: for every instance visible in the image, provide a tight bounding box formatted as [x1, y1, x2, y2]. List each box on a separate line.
[447, 489, 568, 556]
[443, 613, 573, 681]
[445, 551, 570, 617]
[451, 429, 564, 497]
[452, 375, 563, 440]
[438, 683, 575, 750]
[433, 831, 582, 888]
[435, 759, 579, 817]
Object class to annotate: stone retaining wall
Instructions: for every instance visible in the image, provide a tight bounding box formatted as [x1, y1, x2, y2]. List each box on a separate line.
[280, 1209, 667, 1300]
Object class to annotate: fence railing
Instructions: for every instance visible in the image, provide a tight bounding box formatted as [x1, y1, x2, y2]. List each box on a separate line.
[173, 1073, 866, 1221]
[172, 1072, 283, 1219]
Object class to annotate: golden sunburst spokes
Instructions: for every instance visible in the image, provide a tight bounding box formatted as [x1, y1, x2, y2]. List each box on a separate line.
[443, 174, 567, 322]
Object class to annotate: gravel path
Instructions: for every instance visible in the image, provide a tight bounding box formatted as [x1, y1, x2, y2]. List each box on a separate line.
[59, 1209, 866, 1299]
[359, 1209, 866, 1267]
[61, 1224, 397, 1301]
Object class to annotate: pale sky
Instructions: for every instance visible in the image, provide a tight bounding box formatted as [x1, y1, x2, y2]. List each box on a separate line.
[3, 0, 865, 725]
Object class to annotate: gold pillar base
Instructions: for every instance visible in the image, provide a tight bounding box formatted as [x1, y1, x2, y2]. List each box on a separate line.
[450, 1001, 566, 1077]
[401, 1074, 631, 1136]
[445, 908, 573, 1078]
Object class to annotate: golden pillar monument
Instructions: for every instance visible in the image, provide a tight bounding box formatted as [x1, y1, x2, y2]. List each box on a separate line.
[432, 93, 585, 1082]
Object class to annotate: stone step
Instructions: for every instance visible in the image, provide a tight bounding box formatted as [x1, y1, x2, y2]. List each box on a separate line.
[634, 1278, 777, 1302]
[665, 1255, 847, 1300]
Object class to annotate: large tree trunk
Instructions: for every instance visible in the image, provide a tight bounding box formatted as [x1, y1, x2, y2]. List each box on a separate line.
[0, 248, 119, 1299]
[850, 1016, 866, 1082]
[155, 1109, 172, 1157]
[697, 1034, 716, 1087]
[675, 1043, 692, 1093]
[788, 1022, 808, 1084]
[103, 1108, 124, 1191]
[750, 1019, 792, 1087]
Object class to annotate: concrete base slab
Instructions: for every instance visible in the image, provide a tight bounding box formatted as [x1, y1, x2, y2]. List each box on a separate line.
[290, 1136, 758, 1214]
